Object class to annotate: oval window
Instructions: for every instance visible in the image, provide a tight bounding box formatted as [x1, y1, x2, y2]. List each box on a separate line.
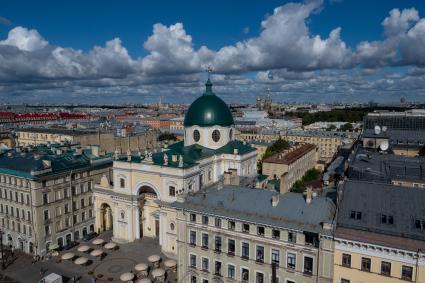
[193, 130, 200, 142]
[212, 130, 221, 142]
[229, 129, 233, 139]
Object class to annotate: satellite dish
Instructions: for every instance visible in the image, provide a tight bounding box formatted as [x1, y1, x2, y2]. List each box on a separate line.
[374, 125, 381, 135]
[382, 126, 387, 132]
[380, 140, 389, 151]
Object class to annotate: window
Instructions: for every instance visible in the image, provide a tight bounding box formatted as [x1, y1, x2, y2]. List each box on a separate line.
[64, 203, 69, 214]
[257, 226, 265, 236]
[193, 130, 200, 142]
[228, 220, 235, 230]
[190, 254, 197, 268]
[272, 229, 280, 239]
[202, 257, 209, 272]
[202, 233, 209, 249]
[304, 256, 313, 275]
[169, 186, 175, 197]
[288, 231, 296, 243]
[242, 242, 249, 259]
[229, 129, 233, 139]
[119, 178, 125, 188]
[305, 232, 317, 246]
[228, 239, 235, 255]
[381, 261, 391, 276]
[191, 275, 197, 283]
[361, 257, 371, 272]
[212, 130, 221, 142]
[350, 210, 362, 220]
[271, 249, 280, 265]
[81, 211, 85, 221]
[242, 223, 250, 233]
[415, 219, 425, 230]
[202, 215, 209, 225]
[340, 279, 350, 283]
[80, 198, 85, 208]
[342, 254, 351, 267]
[190, 231, 196, 245]
[190, 213, 196, 222]
[43, 193, 48, 204]
[287, 252, 296, 269]
[215, 218, 221, 227]
[214, 261, 222, 276]
[228, 264, 235, 279]
[381, 214, 394, 225]
[402, 265, 413, 281]
[44, 225, 51, 236]
[256, 246, 264, 263]
[241, 268, 249, 282]
[215, 236, 222, 252]
[256, 272, 264, 283]
[44, 210, 49, 220]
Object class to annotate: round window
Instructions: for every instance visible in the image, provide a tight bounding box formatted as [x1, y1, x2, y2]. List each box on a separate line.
[212, 130, 221, 142]
[170, 223, 175, 231]
[193, 130, 200, 142]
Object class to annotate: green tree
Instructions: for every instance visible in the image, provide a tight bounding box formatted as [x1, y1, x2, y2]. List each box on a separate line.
[257, 137, 290, 174]
[340, 123, 353, 132]
[158, 132, 177, 141]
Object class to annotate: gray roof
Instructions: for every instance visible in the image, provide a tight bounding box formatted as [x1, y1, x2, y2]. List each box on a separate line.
[167, 186, 336, 234]
[362, 129, 425, 147]
[348, 147, 425, 183]
[284, 130, 352, 138]
[15, 127, 99, 135]
[337, 180, 425, 241]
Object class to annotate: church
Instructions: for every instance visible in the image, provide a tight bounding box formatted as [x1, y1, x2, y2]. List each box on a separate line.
[93, 78, 257, 255]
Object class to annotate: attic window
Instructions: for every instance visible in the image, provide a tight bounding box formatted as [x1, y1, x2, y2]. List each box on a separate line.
[350, 211, 362, 220]
[381, 214, 394, 225]
[415, 219, 425, 230]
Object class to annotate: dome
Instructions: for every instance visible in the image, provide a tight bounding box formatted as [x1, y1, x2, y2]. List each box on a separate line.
[184, 79, 234, 127]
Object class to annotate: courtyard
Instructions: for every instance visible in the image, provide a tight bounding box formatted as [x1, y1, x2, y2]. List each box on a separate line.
[0, 232, 177, 283]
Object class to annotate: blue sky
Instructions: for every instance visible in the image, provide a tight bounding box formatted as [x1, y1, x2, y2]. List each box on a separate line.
[1, 0, 425, 104]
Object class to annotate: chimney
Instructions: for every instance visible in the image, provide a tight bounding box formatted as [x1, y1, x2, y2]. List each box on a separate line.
[127, 149, 131, 161]
[233, 148, 238, 155]
[279, 173, 289, 194]
[91, 145, 99, 157]
[114, 149, 119, 160]
[305, 187, 313, 204]
[271, 194, 279, 207]
[172, 154, 178, 162]
[178, 155, 184, 167]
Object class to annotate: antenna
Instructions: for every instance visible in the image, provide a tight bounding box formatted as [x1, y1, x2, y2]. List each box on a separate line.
[374, 125, 381, 135]
[380, 140, 389, 151]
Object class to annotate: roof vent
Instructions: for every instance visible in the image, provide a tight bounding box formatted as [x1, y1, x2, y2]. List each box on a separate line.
[271, 194, 279, 207]
[233, 148, 238, 155]
[42, 160, 51, 168]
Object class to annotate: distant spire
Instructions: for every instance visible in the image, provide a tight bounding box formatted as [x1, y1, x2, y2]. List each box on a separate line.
[205, 66, 213, 94]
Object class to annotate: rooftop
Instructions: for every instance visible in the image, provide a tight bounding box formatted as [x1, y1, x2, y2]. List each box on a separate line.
[336, 180, 425, 250]
[263, 143, 316, 165]
[167, 185, 335, 234]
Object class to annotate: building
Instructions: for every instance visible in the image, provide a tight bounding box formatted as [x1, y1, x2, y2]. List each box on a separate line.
[0, 144, 112, 256]
[0, 131, 14, 148]
[15, 127, 158, 153]
[170, 117, 185, 130]
[93, 79, 257, 252]
[262, 143, 317, 191]
[333, 180, 425, 283]
[363, 110, 425, 131]
[165, 185, 336, 283]
[282, 130, 357, 164]
[249, 140, 273, 160]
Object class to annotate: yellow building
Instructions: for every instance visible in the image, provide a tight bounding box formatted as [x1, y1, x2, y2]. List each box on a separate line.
[333, 180, 425, 283]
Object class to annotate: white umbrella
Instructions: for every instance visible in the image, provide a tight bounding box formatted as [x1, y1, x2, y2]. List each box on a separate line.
[74, 257, 88, 265]
[147, 254, 160, 263]
[164, 259, 177, 268]
[120, 272, 134, 282]
[92, 238, 105, 245]
[136, 279, 151, 283]
[90, 249, 103, 257]
[151, 268, 165, 278]
[135, 263, 148, 271]
[61, 253, 74, 260]
[104, 242, 117, 250]
[77, 245, 90, 252]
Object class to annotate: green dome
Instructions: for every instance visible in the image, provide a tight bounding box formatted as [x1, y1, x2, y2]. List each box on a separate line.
[184, 79, 234, 127]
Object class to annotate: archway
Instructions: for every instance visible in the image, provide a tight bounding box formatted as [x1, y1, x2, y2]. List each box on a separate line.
[137, 186, 159, 240]
[100, 203, 113, 232]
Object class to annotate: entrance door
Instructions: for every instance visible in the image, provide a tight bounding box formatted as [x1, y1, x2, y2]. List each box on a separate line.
[57, 237, 64, 249]
[66, 234, 72, 245]
[19, 240, 24, 250]
[155, 219, 160, 239]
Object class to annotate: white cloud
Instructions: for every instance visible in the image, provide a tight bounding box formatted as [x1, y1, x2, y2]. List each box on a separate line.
[0, 26, 48, 51]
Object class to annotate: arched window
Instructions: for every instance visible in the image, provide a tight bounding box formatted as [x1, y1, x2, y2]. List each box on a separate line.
[229, 129, 233, 139]
[212, 130, 221, 142]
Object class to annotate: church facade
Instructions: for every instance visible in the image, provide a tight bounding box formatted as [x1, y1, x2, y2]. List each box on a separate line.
[93, 79, 257, 256]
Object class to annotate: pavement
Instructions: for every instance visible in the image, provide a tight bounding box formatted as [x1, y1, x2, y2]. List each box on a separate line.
[0, 231, 177, 283]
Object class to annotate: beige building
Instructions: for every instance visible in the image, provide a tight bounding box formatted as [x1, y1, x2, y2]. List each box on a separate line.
[15, 127, 158, 153]
[166, 185, 336, 283]
[281, 130, 356, 163]
[0, 144, 112, 256]
[262, 143, 317, 190]
[333, 180, 425, 283]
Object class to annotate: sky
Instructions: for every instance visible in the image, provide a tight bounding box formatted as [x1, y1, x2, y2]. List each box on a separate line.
[1, 0, 425, 104]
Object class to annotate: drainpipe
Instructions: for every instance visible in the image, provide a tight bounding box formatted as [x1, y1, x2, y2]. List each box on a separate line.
[28, 181, 37, 256]
[316, 237, 320, 283]
[69, 170, 75, 239]
[415, 249, 421, 283]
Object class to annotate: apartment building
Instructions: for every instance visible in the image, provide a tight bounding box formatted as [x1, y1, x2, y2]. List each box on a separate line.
[281, 130, 356, 163]
[0, 144, 112, 256]
[262, 143, 317, 190]
[333, 180, 425, 283]
[165, 185, 336, 283]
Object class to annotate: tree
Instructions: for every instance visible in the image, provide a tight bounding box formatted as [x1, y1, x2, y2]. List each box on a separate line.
[158, 132, 177, 141]
[340, 123, 353, 132]
[257, 137, 290, 174]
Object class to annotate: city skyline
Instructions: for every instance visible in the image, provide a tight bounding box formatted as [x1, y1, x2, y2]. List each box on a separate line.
[1, 0, 425, 104]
